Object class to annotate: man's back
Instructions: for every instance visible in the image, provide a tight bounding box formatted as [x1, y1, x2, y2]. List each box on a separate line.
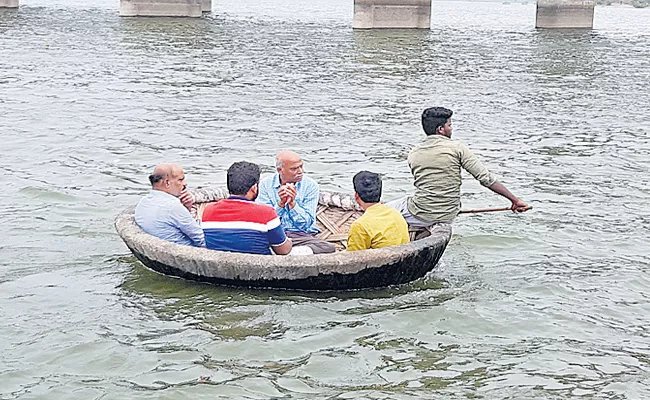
[135, 190, 205, 247]
[201, 197, 287, 255]
[407, 135, 496, 223]
[347, 204, 410, 251]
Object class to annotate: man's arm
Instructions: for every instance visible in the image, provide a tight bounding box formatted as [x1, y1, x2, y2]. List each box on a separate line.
[172, 206, 206, 247]
[347, 222, 371, 251]
[487, 182, 529, 212]
[458, 144, 498, 188]
[459, 144, 529, 213]
[267, 223, 292, 255]
[271, 237, 292, 255]
[284, 181, 318, 232]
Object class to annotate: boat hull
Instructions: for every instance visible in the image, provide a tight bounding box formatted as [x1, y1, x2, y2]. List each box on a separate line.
[115, 189, 451, 290]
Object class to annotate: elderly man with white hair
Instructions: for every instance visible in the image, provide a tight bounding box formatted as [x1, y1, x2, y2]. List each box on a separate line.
[257, 151, 335, 254]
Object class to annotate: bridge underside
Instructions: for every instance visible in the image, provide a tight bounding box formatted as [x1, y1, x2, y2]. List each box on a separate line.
[0, 0, 19, 8]
[354, 0, 595, 29]
[4, 0, 595, 29]
[119, 0, 211, 17]
[536, 0, 595, 28]
[353, 0, 595, 29]
[354, 0, 431, 29]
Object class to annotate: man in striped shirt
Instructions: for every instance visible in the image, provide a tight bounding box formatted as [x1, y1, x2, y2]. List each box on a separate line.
[201, 161, 292, 255]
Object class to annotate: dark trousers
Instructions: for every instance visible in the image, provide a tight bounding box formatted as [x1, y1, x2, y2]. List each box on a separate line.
[286, 231, 336, 254]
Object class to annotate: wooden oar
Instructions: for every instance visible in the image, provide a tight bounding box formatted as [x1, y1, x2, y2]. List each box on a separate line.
[459, 205, 533, 214]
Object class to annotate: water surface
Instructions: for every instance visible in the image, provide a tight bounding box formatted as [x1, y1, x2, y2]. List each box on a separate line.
[1, 1, 649, 398]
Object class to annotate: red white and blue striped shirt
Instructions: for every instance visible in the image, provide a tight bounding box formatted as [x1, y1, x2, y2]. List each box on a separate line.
[201, 197, 288, 255]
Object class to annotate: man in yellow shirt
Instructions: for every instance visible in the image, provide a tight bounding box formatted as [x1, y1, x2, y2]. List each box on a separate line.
[347, 171, 410, 251]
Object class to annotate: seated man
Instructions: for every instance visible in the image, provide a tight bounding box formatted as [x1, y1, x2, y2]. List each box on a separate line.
[135, 163, 205, 247]
[201, 161, 292, 255]
[347, 171, 410, 251]
[257, 151, 335, 254]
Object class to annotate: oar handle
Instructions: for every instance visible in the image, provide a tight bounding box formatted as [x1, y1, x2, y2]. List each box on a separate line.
[459, 205, 533, 214]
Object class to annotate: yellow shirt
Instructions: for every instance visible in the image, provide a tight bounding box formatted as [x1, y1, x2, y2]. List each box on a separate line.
[347, 204, 410, 251]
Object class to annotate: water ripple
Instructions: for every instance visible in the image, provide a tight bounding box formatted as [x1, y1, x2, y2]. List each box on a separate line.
[2, 0, 650, 399]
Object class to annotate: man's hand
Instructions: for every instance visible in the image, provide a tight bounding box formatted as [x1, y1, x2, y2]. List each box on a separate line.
[278, 186, 288, 208]
[179, 190, 194, 211]
[283, 183, 297, 209]
[510, 198, 530, 213]
[278, 183, 297, 209]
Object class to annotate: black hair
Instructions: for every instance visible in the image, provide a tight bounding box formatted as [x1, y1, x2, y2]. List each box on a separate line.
[353, 171, 382, 203]
[149, 173, 165, 186]
[227, 161, 261, 196]
[422, 107, 453, 136]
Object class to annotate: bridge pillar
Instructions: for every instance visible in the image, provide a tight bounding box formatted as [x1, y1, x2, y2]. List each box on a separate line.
[201, 0, 211, 12]
[120, 0, 202, 17]
[0, 0, 19, 8]
[354, 0, 431, 29]
[536, 0, 595, 28]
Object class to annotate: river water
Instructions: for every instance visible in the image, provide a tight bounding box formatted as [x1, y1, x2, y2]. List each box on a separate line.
[1, 0, 649, 398]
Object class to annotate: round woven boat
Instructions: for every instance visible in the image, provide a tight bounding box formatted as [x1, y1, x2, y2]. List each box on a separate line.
[115, 187, 452, 291]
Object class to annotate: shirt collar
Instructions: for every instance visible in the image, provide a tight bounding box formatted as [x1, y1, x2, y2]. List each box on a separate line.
[272, 173, 282, 189]
[151, 189, 178, 200]
[227, 195, 253, 202]
[365, 203, 383, 212]
[426, 134, 451, 141]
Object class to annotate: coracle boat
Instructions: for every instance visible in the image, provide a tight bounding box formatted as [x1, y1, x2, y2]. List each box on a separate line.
[115, 187, 452, 291]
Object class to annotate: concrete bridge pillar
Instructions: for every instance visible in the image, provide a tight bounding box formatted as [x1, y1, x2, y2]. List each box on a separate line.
[536, 0, 595, 28]
[0, 0, 19, 8]
[201, 0, 211, 12]
[354, 0, 431, 29]
[120, 0, 202, 17]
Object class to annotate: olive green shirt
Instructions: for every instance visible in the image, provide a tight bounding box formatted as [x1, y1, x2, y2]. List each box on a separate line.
[407, 135, 497, 223]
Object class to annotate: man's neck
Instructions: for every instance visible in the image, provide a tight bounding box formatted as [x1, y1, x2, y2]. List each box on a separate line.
[360, 201, 379, 211]
[152, 188, 174, 196]
[229, 194, 254, 201]
[279, 174, 303, 186]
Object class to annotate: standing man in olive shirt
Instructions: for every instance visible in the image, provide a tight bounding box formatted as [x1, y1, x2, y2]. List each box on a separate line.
[389, 107, 529, 228]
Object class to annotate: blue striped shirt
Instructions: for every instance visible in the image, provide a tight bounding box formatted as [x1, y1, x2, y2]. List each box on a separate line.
[257, 174, 320, 234]
[134, 190, 205, 247]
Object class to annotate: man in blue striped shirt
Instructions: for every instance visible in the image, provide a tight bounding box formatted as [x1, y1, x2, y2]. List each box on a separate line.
[135, 163, 205, 247]
[258, 151, 335, 254]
